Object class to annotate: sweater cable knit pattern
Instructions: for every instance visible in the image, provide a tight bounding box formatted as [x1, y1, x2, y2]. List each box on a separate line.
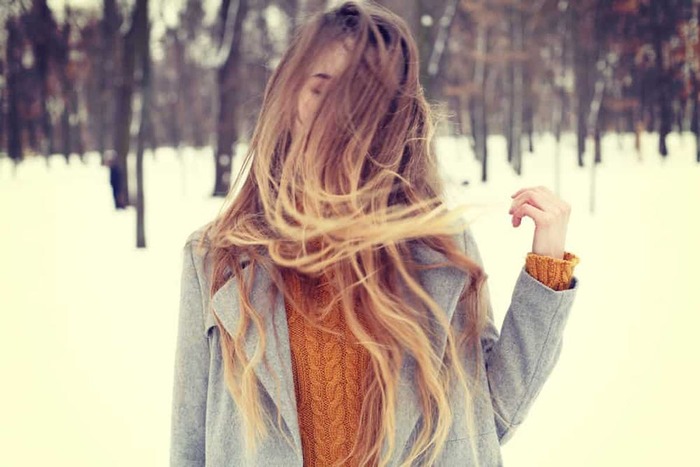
[282, 251, 579, 466]
[283, 271, 370, 467]
[525, 251, 580, 291]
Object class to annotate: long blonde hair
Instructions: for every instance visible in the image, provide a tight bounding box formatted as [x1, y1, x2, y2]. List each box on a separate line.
[198, 1, 494, 465]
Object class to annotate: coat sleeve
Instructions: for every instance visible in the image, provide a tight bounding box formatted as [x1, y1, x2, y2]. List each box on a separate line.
[461, 227, 578, 445]
[170, 240, 209, 466]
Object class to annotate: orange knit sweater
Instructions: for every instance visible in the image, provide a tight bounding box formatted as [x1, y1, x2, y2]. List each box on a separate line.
[283, 251, 580, 466]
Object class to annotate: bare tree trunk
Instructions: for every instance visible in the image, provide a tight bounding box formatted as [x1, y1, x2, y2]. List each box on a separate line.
[170, 32, 185, 149]
[554, 89, 562, 195]
[31, 0, 57, 157]
[377, 0, 442, 98]
[452, 95, 465, 136]
[60, 94, 71, 162]
[214, 0, 249, 197]
[587, 61, 610, 214]
[690, 4, 700, 163]
[693, 73, 700, 163]
[653, 1, 671, 158]
[98, 0, 120, 162]
[655, 37, 671, 157]
[134, 0, 150, 248]
[113, 0, 147, 208]
[471, 22, 489, 182]
[594, 100, 606, 164]
[427, 0, 459, 79]
[0, 59, 5, 155]
[73, 87, 86, 161]
[588, 77, 604, 215]
[525, 104, 534, 153]
[594, 118, 602, 164]
[508, 5, 524, 175]
[553, 0, 570, 196]
[6, 19, 23, 164]
[572, 2, 588, 168]
[58, 18, 72, 163]
[676, 98, 685, 135]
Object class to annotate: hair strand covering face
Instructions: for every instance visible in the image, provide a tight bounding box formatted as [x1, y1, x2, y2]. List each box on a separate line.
[197, 2, 502, 466]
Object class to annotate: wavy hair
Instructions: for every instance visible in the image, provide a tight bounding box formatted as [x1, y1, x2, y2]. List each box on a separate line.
[197, 1, 497, 465]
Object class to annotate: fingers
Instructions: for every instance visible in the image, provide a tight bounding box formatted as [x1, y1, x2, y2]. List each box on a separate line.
[509, 186, 571, 228]
[509, 186, 549, 222]
[511, 202, 547, 227]
[510, 189, 548, 213]
[509, 186, 572, 257]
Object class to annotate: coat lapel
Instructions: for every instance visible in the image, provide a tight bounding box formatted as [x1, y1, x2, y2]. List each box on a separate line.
[210, 261, 302, 453]
[388, 246, 468, 464]
[209, 243, 468, 464]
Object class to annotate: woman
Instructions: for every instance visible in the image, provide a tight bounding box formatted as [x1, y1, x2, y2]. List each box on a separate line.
[170, 2, 580, 466]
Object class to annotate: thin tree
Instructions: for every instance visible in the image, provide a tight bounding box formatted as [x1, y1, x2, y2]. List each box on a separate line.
[572, 0, 595, 168]
[507, 2, 524, 175]
[553, 0, 570, 196]
[6, 18, 23, 170]
[426, 0, 460, 81]
[652, 0, 673, 157]
[27, 0, 58, 157]
[472, 20, 489, 182]
[112, 0, 150, 209]
[0, 58, 4, 156]
[133, 0, 150, 248]
[56, 9, 74, 163]
[213, 0, 249, 197]
[98, 0, 120, 163]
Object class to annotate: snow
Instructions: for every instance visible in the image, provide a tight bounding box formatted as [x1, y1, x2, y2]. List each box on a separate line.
[1, 132, 698, 466]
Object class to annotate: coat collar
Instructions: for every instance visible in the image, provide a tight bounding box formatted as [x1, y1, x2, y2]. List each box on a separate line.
[209, 243, 467, 463]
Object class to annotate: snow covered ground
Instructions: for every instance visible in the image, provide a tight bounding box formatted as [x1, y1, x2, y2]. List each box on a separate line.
[1, 132, 698, 466]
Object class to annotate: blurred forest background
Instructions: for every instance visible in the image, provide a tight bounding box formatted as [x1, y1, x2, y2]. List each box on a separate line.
[2, 0, 700, 237]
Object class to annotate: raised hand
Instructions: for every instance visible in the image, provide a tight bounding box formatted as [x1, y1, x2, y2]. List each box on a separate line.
[508, 186, 571, 260]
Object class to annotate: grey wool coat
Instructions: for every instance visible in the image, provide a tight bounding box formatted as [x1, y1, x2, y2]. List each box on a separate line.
[170, 225, 579, 466]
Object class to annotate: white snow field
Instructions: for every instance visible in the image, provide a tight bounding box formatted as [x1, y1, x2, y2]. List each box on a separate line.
[1, 132, 698, 467]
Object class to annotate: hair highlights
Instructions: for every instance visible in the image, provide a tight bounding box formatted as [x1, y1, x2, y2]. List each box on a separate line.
[197, 2, 497, 465]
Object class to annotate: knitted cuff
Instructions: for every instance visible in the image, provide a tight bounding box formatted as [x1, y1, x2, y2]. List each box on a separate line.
[525, 251, 580, 291]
